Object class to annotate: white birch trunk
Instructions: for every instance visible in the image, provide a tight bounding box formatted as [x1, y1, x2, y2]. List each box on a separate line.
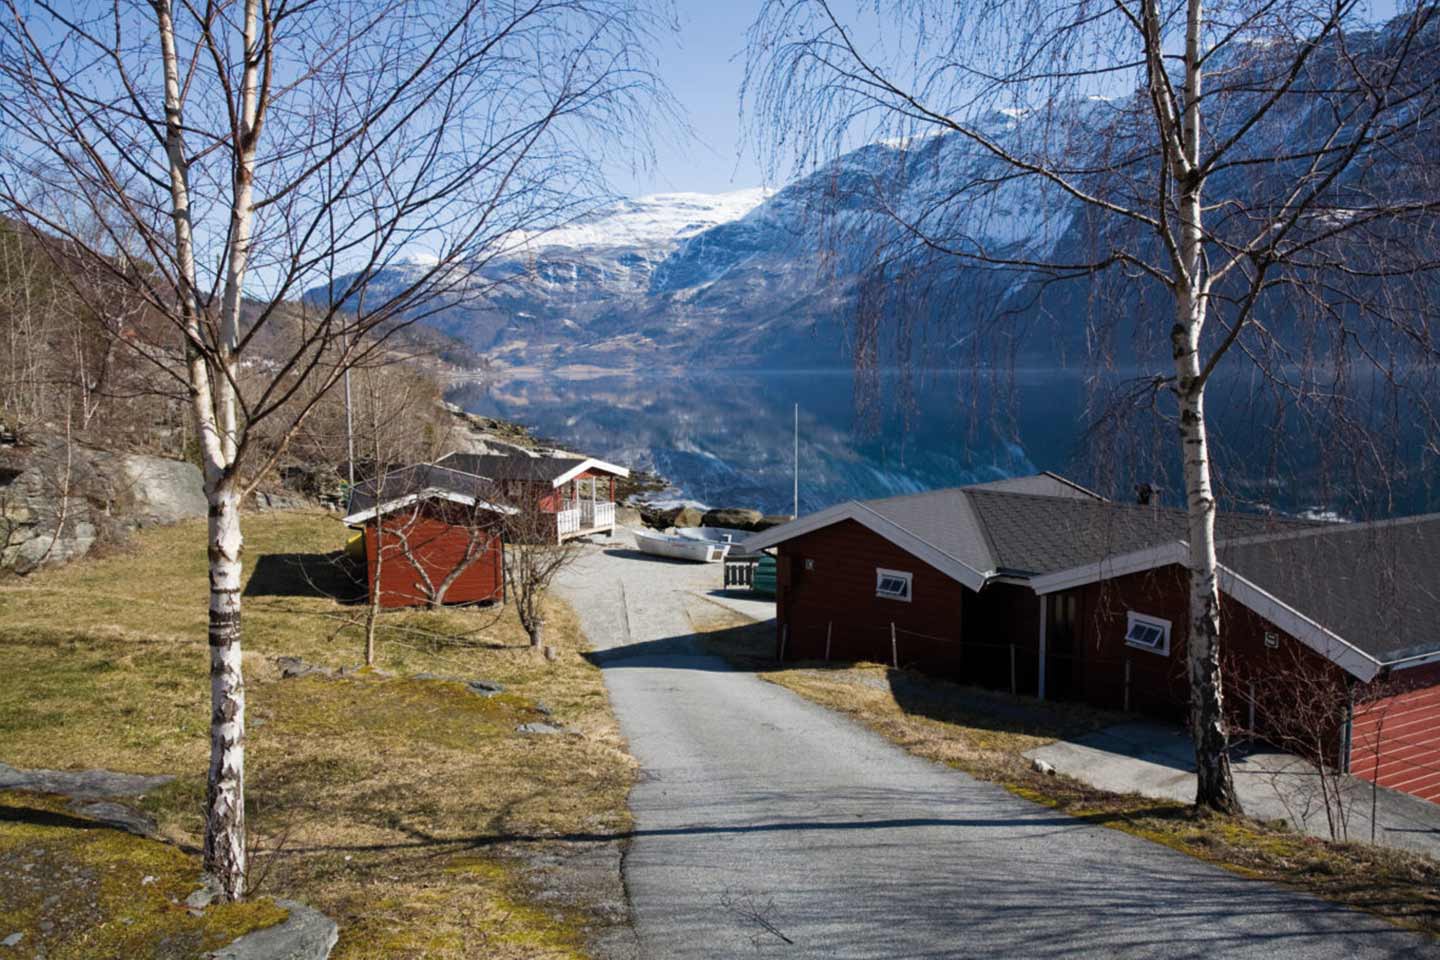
[156, 0, 252, 896]
[1156, 0, 1240, 814]
[203, 481, 247, 895]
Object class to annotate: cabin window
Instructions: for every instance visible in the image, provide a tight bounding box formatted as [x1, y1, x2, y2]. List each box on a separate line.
[876, 568, 912, 602]
[1124, 612, 1171, 655]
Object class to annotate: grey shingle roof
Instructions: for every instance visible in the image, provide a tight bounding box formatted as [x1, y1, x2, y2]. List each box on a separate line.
[861, 486, 1314, 578]
[436, 452, 587, 483]
[1218, 516, 1440, 663]
[346, 463, 501, 517]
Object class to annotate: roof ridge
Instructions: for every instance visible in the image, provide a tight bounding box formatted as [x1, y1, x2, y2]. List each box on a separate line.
[958, 490, 1003, 572]
[1217, 510, 1440, 549]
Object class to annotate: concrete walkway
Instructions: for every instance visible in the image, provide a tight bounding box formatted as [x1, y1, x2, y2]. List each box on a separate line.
[558, 530, 1437, 959]
[1024, 722, 1440, 860]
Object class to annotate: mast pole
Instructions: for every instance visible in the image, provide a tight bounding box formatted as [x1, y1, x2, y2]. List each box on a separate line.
[793, 402, 799, 518]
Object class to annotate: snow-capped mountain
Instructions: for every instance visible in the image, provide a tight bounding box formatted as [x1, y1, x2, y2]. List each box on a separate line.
[311, 118, 1073, 370]
[309, 14, 1438, 373]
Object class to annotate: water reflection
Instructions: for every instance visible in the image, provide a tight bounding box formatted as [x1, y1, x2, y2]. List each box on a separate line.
[446, 368, 1434, 519]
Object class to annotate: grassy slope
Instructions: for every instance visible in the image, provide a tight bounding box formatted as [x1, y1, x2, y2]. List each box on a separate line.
[701, 617, 1440, 938]
[0, 511, 634, 959]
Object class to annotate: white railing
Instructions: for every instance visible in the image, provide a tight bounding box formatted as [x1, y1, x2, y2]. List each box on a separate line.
[592, 500, 615, 529]
[556, 507, 581, 537]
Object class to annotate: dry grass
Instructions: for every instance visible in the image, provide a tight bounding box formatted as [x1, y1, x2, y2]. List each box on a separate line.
[0, 511, 635, 959]
[702, 617, 1440, 938]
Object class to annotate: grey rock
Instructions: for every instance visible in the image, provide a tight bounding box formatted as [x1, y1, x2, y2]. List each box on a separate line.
[613, 505, 644, 528]
[516, 722, 564, 735]
[67, 800, 157, 837]
[542, 645, 559, 662]
[414, 674, 504, 697]
[663, 506, 705, 530]
[533, 701, 555, 717]
[118, 455, 206, 526]
[0, 761, 174, 800]
[253, 490, 314, 512]
[1031, 758, 1056, 776]
[205, 899, 338, 960]
[1, 932, 21, 948]
[186, 875, 222, 911]
[700, 507, 764, 531]
[275, 656, 335, 679]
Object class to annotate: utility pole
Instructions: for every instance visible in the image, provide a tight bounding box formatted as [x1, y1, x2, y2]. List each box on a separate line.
[344, 366, 355, 489]
[793, 402, 799, 518]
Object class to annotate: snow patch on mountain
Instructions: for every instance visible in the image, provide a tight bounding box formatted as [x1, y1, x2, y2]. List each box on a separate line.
[513, 189, 772, 251]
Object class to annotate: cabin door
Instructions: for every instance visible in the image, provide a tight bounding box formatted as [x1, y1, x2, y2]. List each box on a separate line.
[1045, 592, 1079, 700]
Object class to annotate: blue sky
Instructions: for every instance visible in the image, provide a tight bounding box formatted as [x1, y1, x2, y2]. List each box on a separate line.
[627, 2, 768, 196]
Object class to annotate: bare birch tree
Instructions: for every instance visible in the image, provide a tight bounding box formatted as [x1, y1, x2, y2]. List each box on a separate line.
[747, 0, 1440, 812]
[0, 0, 667, 898]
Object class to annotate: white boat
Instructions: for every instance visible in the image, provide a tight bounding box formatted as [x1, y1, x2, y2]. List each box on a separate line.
[674, 526, 760, 558]
[633, 528, 732, 563]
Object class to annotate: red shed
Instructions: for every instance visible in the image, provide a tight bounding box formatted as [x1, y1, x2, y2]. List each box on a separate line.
[746, 476, 1440, 805]
[344, 464, 514, 609]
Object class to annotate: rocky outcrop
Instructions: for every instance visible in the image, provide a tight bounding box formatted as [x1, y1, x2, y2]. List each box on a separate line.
[0, 463, 97, 572]
[0, 435, 205, 574]
[116, 454, 206, 526]
[0, 761, 175, 799]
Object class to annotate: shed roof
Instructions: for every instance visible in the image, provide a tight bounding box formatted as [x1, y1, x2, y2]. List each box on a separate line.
[749, 478, 1314, 582]
[1216, 516, 1440, 665]
[343, 463, 515, 525]
[436, 451, 629, 486]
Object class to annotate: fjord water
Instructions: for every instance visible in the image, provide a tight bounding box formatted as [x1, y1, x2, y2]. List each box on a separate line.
[448, 367, 1434, 519]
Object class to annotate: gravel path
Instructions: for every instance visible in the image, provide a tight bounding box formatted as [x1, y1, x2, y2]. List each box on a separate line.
[558, 534, 1437, 960]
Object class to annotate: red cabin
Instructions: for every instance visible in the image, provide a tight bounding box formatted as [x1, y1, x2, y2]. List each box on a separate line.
[344, 464, 513, 609]
[746, 475, 1440, 805]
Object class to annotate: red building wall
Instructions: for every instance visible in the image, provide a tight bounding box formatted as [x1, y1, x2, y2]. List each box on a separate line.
[1063, 565, 1346, 730]
[1351, 662, 1440, 802]
[776, 519, 967, 667]
[365, 508, 504, 609]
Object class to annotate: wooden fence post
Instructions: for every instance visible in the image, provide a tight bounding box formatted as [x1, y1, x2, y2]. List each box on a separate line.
[890, 622, 898, 669]
[1009, 643, 1017, 696]
[825, 621, 832, 662]
[1123, 659, 1132, 713]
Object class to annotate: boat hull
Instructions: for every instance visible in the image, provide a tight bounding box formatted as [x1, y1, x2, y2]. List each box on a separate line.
[633, 530, 731, 563]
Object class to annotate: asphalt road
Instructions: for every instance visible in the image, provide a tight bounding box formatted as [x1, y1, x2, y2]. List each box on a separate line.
[559, 539, 1436, 960]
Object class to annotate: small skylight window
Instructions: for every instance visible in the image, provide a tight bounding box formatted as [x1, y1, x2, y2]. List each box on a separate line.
[876, 568, 912, 602]
[1125, 612, 1171, 655]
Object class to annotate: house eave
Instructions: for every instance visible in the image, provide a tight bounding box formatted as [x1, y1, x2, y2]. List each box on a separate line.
[741, 501, 991, 592]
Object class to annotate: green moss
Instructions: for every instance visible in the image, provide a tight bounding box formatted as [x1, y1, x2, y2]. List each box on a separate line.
[0, 793, 289, 959]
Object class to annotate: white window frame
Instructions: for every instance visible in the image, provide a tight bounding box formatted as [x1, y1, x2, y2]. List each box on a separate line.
[876, 568, 913, 602]
[1124, 611, 1171, 655]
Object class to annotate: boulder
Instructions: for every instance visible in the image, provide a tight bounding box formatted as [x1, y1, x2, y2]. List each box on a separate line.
[206, 899, 338, 960]
[118, 454, 206, 525]
[700, 507, 764, 531]
[755, 514, 794, 531]
[661, 505, 704, 529]
[613, 504, 644, 528]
